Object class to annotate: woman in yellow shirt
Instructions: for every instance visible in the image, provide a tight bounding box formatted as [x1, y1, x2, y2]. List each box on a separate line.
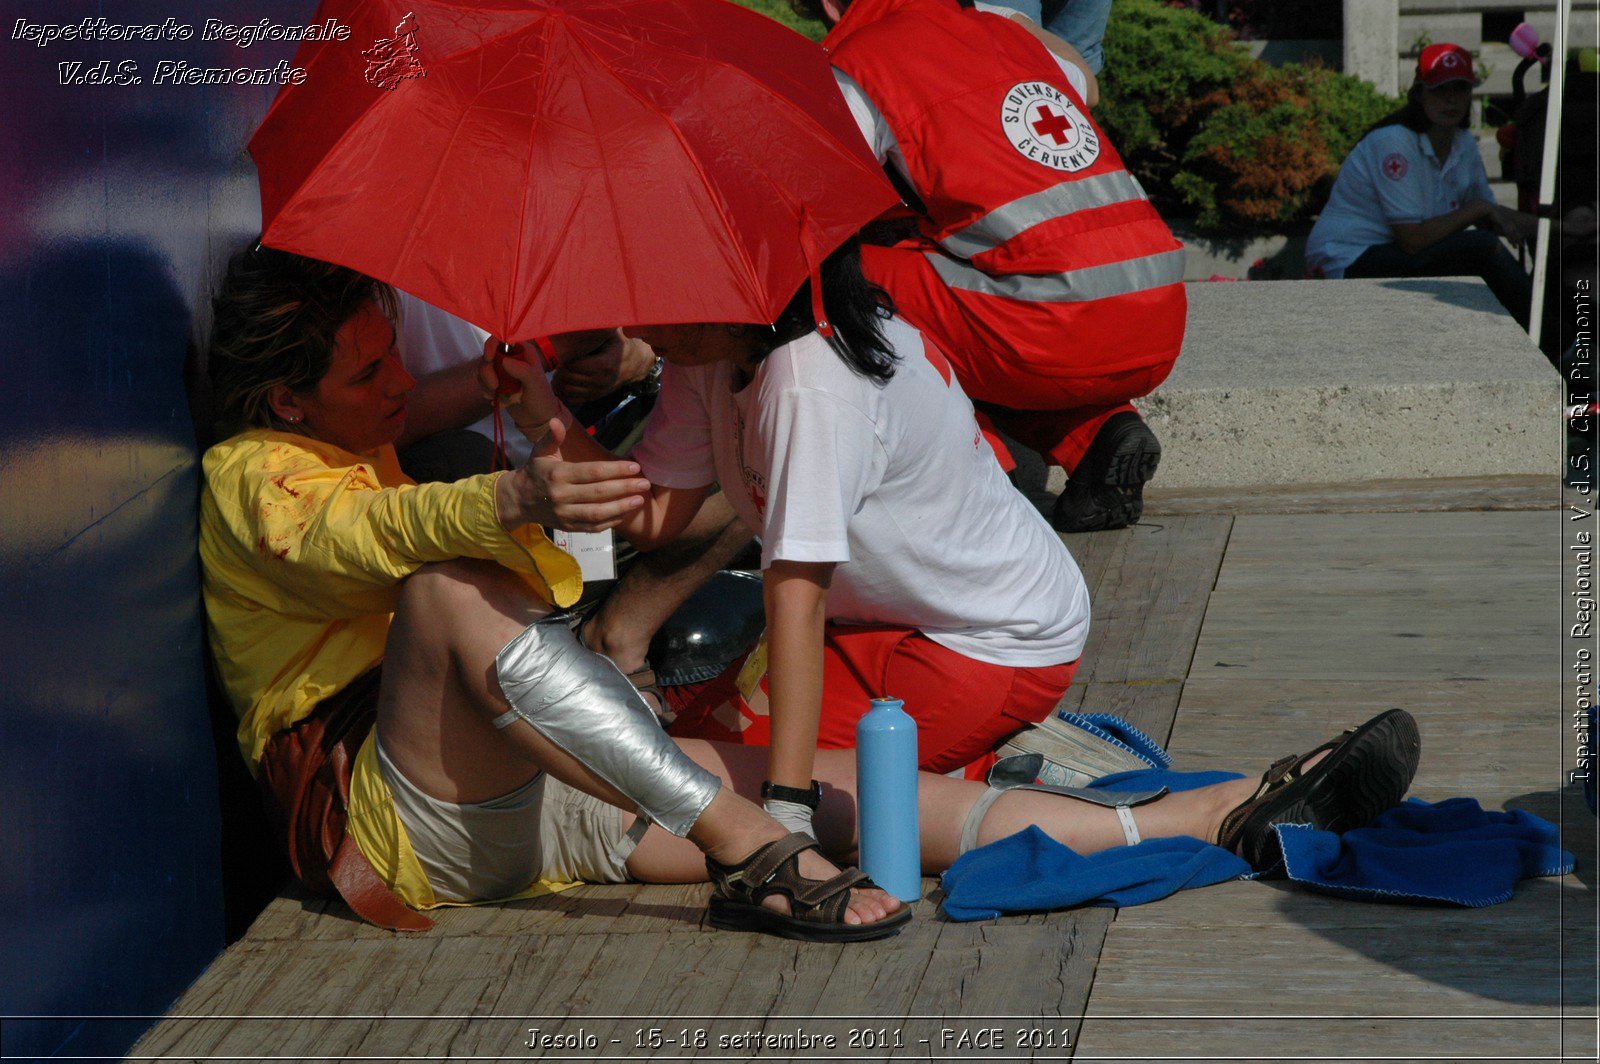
[199, 244, 1420, 941]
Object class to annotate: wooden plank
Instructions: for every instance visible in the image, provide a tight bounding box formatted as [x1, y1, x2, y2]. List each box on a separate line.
[1073, 515, 1232, 685]
[1056, 679, 1185, 751]
[1145, 473, 1559, 517]
[1209, 511, 1557, 593]
[1171, 678, 1571, 804]
[898, 913, 1112, 1057]
[1189, 512, 1558, 683]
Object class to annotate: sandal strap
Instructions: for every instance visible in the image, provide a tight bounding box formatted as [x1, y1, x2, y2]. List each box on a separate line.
[706, 832, 865, 926]
[791, 867, 869, 908]
[740, 832, 817, 885]
[1217, 727, 1359, 850]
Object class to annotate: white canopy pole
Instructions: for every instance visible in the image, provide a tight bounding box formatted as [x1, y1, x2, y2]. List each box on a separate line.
[1527, 0, 1570, 350]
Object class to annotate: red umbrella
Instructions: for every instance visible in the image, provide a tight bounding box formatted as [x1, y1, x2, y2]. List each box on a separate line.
[249, 0, 897, 342]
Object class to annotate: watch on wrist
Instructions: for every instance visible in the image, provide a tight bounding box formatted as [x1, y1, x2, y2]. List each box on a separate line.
[631, 356, 664, 397]
[761, 779, 822, 810]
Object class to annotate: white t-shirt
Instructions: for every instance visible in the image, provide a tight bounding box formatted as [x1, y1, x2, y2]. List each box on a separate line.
[1306, 125, 1496, 278]
[394, 292, 536, 466]
[630, 317, 1091, 667]
[832, 11, 1090, 178]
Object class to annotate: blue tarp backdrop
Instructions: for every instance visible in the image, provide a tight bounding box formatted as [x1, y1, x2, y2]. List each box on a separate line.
[0, 2, 316, 1057]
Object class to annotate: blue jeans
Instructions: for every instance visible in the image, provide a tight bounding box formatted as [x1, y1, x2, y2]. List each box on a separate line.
[980, 0, 1113, 74]
[1344, 229, 1533, 328]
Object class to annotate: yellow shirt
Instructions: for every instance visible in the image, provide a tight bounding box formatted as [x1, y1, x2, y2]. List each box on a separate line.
[199, 429, 582, 769]
[199, 430, 585, 908]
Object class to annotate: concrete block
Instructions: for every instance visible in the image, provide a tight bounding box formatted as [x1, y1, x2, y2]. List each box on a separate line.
[1347, 0, 1402, 94]
[1398, 12, 1481, 51]
[1136, 278, 1562, 488]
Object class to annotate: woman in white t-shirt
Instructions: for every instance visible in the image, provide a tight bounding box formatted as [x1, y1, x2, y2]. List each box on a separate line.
[497, 239, 1088, 830]
[1306, 43, 1537, 325]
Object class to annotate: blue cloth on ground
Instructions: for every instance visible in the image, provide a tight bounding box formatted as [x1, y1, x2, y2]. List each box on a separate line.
[940, 826, 1250, 921]
[939, 765, 1574, 919]
[1276, 797, 1574, 906]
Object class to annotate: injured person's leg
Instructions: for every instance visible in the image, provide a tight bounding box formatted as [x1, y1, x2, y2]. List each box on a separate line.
[378, 561, 1419, 937]
[377, 558, 905, 936]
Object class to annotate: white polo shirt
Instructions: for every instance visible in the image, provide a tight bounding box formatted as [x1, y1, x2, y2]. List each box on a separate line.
[1306, 124, 1496, 278]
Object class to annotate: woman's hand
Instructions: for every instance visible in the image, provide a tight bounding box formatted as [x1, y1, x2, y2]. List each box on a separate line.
[480, 339, 563, 440]
[494, 419, 651, 532]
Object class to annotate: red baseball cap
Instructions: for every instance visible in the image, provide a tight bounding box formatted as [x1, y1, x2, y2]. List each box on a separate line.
[1417, 43, 1479, 87]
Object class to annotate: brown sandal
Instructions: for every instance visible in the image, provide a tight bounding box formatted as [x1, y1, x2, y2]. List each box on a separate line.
[706, 833, 912, 942]
[1217, 708, 1421, 872]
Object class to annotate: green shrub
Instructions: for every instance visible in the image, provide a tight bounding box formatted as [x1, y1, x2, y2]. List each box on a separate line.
[728, 0, 826, 41]
[1100, 0, 1399, 233]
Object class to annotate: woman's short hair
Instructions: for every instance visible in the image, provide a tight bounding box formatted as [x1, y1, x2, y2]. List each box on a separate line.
[207, 244, 395, 436]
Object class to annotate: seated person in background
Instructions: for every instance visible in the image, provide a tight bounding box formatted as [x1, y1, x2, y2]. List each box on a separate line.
[797, 0, 1188, 533]
[198, 244, 1420, 940]
[1306, 44, 1539, 327]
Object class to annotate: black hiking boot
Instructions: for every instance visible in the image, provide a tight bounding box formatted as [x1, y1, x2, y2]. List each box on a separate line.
[1051, 412, 1161, 534]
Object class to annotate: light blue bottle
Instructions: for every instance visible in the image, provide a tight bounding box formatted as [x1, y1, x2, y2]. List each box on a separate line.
[856, 697, 922, 902]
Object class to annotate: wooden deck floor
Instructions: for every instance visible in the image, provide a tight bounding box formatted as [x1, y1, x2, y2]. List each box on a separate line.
[134, 485, 1596, 1063]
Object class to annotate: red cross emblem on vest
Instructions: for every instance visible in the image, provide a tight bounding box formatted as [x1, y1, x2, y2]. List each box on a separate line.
[1030, 103, 1074, 146]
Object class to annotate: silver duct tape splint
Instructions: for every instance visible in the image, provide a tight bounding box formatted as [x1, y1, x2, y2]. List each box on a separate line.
[493, 615, 721, 838]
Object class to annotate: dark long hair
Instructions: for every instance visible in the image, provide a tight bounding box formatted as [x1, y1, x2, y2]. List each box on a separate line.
[763, 237, 900, 384]
[1365, 81, 1472, 137]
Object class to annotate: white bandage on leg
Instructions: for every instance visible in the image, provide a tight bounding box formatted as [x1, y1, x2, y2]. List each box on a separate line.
[494, 615, 721, 837]
[957, 786, 1007, 855]
[762, 797, 817, 838]
[1116, 804, 1142, 846]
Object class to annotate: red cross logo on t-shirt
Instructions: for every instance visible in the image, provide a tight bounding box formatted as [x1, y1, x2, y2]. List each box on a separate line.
[1382, 152, 1409, 181]
[750, 483, 766, 517]
[1030, 103, 1074, 146]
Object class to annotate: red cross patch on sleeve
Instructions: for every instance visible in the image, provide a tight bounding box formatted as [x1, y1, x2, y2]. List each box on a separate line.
[1382, 153, 1409, 181]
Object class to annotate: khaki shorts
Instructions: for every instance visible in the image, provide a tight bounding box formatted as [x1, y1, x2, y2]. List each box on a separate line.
[375, 737, 646, 902]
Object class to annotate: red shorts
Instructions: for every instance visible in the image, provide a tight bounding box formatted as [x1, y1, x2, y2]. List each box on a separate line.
[665, 623, 1077, 779]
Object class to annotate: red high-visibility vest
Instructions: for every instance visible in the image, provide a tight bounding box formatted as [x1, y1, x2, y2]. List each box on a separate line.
[827, 0, 1186, 373]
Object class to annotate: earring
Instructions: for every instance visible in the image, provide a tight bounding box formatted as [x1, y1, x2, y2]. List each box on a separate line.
[285, 414, 301, 424]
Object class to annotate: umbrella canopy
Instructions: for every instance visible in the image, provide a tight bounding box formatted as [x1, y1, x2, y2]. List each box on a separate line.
[249, 0, 897, 341]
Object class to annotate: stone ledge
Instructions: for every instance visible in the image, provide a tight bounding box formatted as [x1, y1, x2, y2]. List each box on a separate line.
[1133, 277, 1562, 489]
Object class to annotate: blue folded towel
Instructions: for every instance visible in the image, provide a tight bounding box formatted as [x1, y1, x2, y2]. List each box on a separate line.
[939, 766, 1575, 919]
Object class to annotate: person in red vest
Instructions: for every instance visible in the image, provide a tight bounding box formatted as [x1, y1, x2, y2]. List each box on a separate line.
[797, 0, 1188, 531]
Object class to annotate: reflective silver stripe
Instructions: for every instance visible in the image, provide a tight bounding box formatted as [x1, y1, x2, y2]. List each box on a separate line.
[939, 171, 1149, 259]
[926, 246, 1186, 303]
